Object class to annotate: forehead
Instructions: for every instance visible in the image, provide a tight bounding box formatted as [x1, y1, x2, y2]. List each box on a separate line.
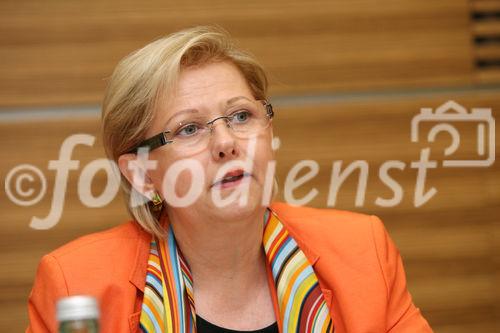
[172, 61, 253, 108]
[149, 61, 255, 135]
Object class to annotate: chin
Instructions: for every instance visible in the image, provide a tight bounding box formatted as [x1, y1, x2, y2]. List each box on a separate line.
[207, 189, 265, 221]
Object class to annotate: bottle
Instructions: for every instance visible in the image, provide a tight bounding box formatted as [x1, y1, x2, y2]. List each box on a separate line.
[56, 295, 99, 333]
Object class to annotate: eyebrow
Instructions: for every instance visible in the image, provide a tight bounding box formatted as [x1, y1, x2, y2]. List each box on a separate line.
[163, 96, 253, 128]
[226, 95, 252, 105]
[162, 108, 199, 129]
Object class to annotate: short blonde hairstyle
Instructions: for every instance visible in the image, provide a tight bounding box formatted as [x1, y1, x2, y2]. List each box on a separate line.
[101, 26, 269, 238]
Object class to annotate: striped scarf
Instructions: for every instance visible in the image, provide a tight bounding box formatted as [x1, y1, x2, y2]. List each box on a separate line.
[139, 209, 334, 332]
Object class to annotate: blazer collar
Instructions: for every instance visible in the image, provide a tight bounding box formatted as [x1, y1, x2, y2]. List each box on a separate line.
[268, 207, 321, 267]
[129, 221, 152, 293]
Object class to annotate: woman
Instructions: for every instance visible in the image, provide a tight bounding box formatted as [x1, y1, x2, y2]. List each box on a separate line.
[27, 26, 433, 333]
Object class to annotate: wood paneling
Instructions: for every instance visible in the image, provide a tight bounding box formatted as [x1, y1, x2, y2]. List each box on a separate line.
[1, 91, 498, 331]
[0, 0, 474, 107]
[470, 0, 500, 85]
[477, 69, 500, 83]
[471, 0, 500, 12]
[473, 21, 500, 37]
[476, 44, 500, 60]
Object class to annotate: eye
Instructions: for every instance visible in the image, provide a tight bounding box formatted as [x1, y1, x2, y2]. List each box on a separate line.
[177, 123, 200, 137]
[232, 110, 251, 124]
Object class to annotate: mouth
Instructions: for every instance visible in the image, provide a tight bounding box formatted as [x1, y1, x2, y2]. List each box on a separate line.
[211, 169, 251, 189]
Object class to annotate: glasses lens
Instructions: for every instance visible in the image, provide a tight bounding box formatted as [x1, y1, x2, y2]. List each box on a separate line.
[164, 100, 271, 156]
[164, 119, 209, 155]
[227, 100, 271, 138]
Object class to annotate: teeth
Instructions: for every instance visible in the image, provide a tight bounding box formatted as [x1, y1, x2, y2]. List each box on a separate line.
[222, 173, 244, 183]
[222, 174, 243, 183]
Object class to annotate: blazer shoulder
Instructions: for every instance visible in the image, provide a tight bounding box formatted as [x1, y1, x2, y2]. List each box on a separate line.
[270, 202, 376, 235]
[270, 202, 381, 254]
[28, 221, 150, 332]
[49, 220, 146, 260]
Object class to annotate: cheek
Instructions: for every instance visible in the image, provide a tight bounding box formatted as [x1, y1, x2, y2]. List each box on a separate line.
[168, 169, 196, 197]
[251, 137, 274, 179]
[156, 155, 209, 198]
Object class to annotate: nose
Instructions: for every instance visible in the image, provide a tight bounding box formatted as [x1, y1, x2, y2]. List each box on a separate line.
[209, 119, 239, 161]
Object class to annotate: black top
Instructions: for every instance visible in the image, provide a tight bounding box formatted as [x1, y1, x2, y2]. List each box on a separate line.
[196, 315, 278, 333]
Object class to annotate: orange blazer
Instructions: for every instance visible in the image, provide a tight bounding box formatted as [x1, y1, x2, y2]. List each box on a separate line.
[26, 203, 433, 332]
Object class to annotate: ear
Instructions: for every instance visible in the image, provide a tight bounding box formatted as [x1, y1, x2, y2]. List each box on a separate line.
[118, 153, 156, 199]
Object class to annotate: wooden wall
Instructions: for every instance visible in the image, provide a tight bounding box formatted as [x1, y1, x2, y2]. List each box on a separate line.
[1, 0, 499, 332]
[1, 0, 474, 106]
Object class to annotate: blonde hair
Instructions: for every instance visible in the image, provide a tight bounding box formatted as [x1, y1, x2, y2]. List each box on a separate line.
[101, 26, 269, 238]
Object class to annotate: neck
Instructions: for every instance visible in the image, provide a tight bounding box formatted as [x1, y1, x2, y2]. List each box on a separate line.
[163, 206, 269, 291]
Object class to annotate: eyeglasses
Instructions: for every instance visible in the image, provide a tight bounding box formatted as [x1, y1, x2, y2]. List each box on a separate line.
[128, 99, 274, 155]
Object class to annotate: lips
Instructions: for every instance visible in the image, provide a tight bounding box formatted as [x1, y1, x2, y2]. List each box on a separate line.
[212, 169, 250, 188]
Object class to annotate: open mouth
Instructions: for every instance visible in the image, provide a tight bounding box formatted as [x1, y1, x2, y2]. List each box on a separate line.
[212, 169, 250, 188]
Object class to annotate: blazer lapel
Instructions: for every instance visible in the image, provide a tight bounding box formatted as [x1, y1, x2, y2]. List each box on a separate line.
[129, 311, 141, 333]
[128, 221, 152, 293]
[128, 221, 152, 332]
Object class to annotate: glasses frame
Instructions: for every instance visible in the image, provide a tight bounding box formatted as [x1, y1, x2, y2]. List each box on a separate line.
[127, 100, 274, 154]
